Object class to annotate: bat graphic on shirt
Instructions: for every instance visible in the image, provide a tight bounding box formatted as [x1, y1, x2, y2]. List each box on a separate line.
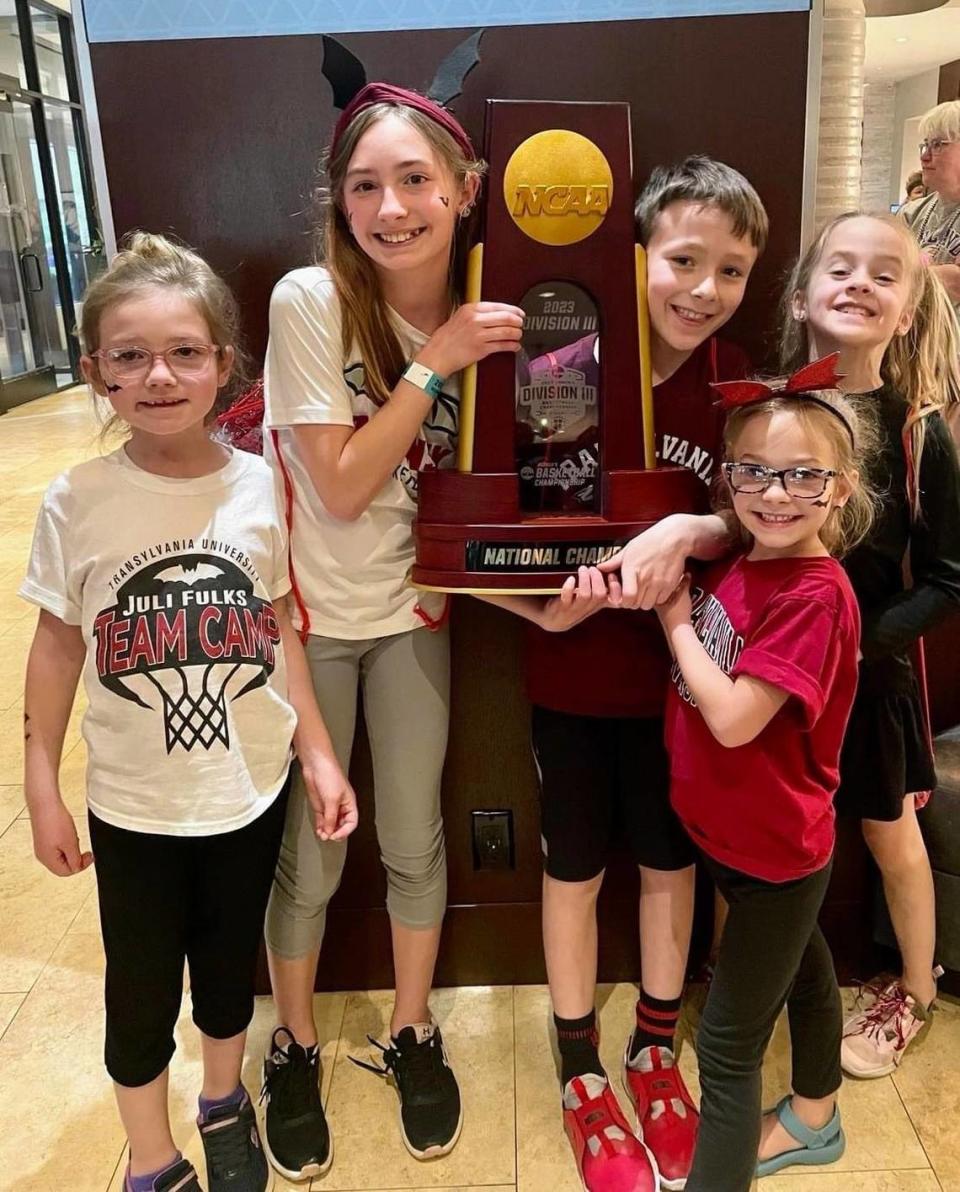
[155, 563, 225, 585]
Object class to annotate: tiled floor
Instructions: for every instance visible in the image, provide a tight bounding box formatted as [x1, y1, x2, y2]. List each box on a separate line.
[1, 390, 959, 1191]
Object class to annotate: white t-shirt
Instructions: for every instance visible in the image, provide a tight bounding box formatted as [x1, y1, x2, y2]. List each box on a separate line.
[264, 266, 458, 639]
[20, 448, 297, 837]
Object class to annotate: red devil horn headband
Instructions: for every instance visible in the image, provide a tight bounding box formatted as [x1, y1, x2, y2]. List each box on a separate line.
[710, 353, 856, 447]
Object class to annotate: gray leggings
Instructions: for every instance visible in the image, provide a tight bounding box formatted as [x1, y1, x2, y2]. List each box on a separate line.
[265, 626, 450, 959]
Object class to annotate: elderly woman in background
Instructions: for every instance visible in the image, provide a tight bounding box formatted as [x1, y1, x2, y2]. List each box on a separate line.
[902, 100, 960, 308]
[903, 100, 960, 448]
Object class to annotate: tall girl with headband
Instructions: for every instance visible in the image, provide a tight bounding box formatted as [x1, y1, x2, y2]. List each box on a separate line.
[21, 233, 356, 1192]
[657, 364, 875, 1189]
[781, 213, 960, 1078]
[260, 85, 524, 1179]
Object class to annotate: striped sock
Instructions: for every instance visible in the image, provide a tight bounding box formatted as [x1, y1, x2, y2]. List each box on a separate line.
[554, 1008, 604, 1086]
[629, 988, 681, 1059]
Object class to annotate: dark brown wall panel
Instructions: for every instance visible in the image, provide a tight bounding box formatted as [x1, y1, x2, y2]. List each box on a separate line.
[91, 12, 808, 367]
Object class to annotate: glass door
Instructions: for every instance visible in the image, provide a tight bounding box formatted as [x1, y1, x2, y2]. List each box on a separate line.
[0, 90, 65, 405]
[44, 101, 106, 314]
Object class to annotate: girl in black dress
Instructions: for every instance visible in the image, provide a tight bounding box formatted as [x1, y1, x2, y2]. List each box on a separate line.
[780, 211, 960, 1086]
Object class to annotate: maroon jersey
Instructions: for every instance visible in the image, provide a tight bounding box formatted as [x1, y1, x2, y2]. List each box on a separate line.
[666, 553, 860, 882]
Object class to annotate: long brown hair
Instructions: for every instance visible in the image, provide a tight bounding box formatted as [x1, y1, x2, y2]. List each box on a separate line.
[779, 212, 960, 516]
[315, 102, 484, 405]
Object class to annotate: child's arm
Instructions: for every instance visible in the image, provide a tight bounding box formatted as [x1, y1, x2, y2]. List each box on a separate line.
[657, 577, 788, 748]
[278, 293, 522, 522]
[274, 600, 357, 842]
[23, 611, 92, 876]
[862, 415, 960, 659]
[477, 566, 623, 632]
[598, 512, 735, 610]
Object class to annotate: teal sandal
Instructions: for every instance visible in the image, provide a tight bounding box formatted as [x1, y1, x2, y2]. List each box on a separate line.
[755, 1094, 845, 1179]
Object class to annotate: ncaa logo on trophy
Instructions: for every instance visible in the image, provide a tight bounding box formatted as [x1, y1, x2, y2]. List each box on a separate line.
[413, 101, 704, 593]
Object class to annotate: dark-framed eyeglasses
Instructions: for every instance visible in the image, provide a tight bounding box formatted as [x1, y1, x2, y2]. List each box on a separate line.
[91, 343, 221, 380]
[722, 461, 838, 499]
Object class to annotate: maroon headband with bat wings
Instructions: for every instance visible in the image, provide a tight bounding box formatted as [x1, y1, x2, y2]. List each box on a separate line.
[710, 352, 856, 447]
[323, 32, 482, 163]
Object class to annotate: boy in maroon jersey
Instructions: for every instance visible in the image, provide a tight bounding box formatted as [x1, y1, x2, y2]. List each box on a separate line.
[485, 156, 768, 1192]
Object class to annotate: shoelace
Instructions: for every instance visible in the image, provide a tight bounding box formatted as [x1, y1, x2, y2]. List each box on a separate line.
[350, 1033, 443, 1096]
[849, 981, 912, 1044]
[260, 1046, 321, 1118]
[201, 1109, 254, 1178]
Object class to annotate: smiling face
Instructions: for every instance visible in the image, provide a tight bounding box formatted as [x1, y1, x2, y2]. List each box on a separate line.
[81, 286, 232, 443]
[340, 112, 476, 285]
[645, 200, 758, 357]
[726, 407, 851, 559]
[793, 217, 914, 359]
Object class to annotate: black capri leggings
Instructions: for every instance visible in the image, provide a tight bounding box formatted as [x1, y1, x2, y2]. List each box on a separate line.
[687, 855, 842, 1192]
[89, 783, 288, 1088]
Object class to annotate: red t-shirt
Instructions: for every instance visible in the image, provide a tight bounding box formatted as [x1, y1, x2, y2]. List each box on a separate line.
[665, 554, 861, 882]
[523, 337, 750, 718]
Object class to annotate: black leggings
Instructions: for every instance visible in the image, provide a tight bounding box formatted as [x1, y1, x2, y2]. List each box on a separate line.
[687, 856, 842, 1192]
[89, 785, 288, 1088]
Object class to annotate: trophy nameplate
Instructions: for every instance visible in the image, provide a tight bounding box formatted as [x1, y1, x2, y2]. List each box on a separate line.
[413, 100, 704, 593]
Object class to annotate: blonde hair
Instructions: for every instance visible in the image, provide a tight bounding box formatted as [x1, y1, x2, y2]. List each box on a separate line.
[779, 211, 960, 517]
[315, 102, 485, 406]
[80, 231, 248, 424]
[722, 391, 879, 557]
[634, 155, 769, 254]
[919, 100, 960, 144]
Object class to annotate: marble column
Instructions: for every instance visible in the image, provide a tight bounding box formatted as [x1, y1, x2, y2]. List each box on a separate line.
[815, 0, 866, 228]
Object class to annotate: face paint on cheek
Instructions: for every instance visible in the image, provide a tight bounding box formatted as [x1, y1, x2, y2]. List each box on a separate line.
[809, 499, 830, 508]
[439, 196, 450, 207]
[105, 383, 122, 394]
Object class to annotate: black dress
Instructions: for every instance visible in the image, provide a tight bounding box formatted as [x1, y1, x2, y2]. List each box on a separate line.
[836, 384, 960, 820]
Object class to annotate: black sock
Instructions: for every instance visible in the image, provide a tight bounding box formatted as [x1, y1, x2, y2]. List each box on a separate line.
[629, 987, 682, 1059]
[554, 1008, 604, 1086]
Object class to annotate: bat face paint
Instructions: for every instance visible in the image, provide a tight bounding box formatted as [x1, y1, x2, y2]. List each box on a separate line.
[105, 383, 123, 393]
[439, 196, 450, 207]
[809, 499, 830, 508]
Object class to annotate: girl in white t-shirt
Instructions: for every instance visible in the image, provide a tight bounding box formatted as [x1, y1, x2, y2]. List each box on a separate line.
[261, 84, 523, 1176]
[21, 234, 356, 1192]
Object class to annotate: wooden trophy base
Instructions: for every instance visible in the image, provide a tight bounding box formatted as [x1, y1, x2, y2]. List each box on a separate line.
[413, 465, 706, 594]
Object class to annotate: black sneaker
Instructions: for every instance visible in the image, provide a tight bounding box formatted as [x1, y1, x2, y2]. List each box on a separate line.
[198, 1087, 271, 1191]
[260, 1026, 332, 1181]
[352, 1021, 463, 1159]
[125, 1158, 203, 1192]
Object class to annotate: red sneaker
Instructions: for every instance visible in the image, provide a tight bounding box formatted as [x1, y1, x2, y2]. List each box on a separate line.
[562, 1073, 660, 1192]
[623, 1044, 698, 1191]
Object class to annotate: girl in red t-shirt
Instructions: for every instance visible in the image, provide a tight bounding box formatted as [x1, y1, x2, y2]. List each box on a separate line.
[656, 368, 875, 1190]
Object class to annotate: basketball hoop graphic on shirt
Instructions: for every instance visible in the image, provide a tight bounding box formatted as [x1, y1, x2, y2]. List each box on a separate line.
[93, 554, 282, 753]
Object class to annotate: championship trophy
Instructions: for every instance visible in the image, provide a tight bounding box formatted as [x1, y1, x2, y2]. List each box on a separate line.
[413, 100, 704, 593]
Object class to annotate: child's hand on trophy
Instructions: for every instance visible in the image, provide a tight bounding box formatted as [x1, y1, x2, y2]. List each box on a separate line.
[598, 513, 701, 611]
[538, 565, 622, 632]
[417, 301, 525, 377]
